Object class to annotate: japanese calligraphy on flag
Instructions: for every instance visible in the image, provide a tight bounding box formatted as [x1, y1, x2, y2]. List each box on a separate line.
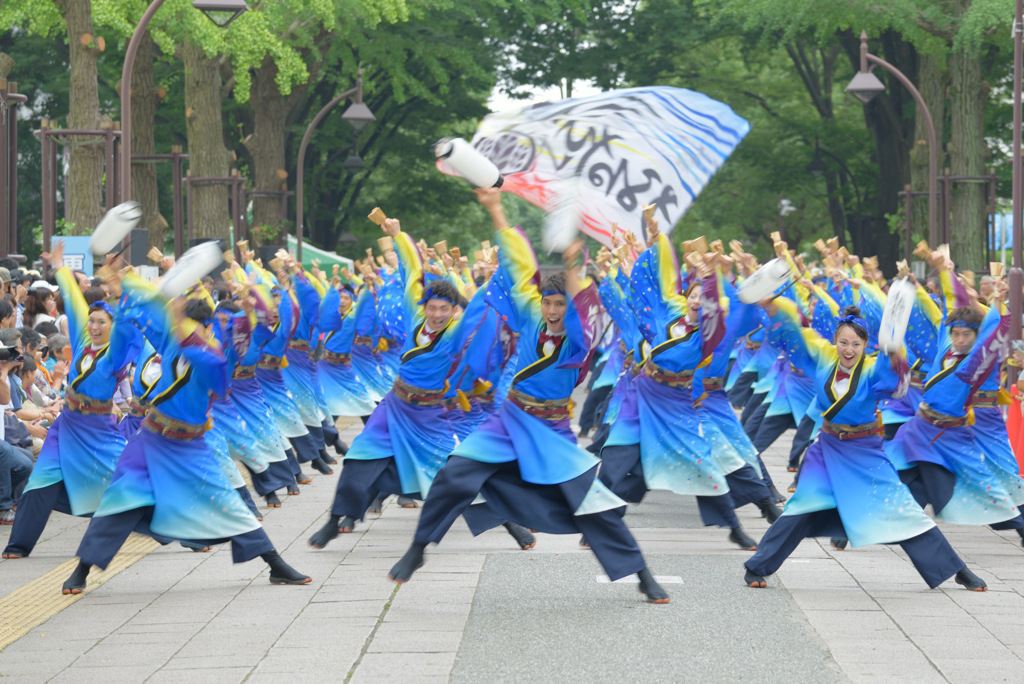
[442, 86, 749, 250]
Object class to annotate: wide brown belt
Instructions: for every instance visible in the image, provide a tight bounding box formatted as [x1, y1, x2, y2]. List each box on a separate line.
[631, 360, 645, 377]
[618, 339, 628, 354]
[970, 389, 999, 409]
[910, 369, 927, 389]
[917, 403, 968, 429]
[475, 389, 496, 405]
[745, 339, 761, 351]
[392, 376, 446, 407]
[820, 416, 884, 440]
[66, 388, 113, 416]
[233, 364, 256, 380]
[442, 396, 460, 410]
[643, 359, 694, 388]
[621, 350, 634, 371]
[508, 388, 570, 421]
[143, 409, 209, 440]
[322, 350, 352, 365]
[354, 335, 372, 346]
[702, 376, 725, 392]
[287, 339, 310, 353]
[127, 397, 149, 418]
[258, 354, 282, 371]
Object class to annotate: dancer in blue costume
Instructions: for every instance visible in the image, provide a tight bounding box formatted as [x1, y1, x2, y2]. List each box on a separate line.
[442, 305, 509, 441]
[307, 212, 535, 552]
[388, 188, 669, 604]
[740, 247, 820, 489]
[375, 251, 406, 377]
[220, 261, 302, 508]
[4, 242, 142, 559]
[948, 276, 1024, 544]
[693, 257, 766, 490]
[349, 275, 393, 405]
[586, 255, 646, 455]
[744, 295, 987, 591]
[577, 326, 620, 438]
[206, 296, 273, 520]
[887, 255, 1024, 532]
[726, 326, 764, 408]
[117, 339, 160, 440]
[317, 276, 379, 421]
[244, 256, 320, 486]
[275, 262, 336, 474]
[61, 279, 310, 594]
[598, 227, 779, 551]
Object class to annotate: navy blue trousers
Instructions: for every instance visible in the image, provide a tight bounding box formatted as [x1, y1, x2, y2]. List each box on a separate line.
[247, 459, 295, 496]
[76, 504, 274, 569]
[740, 391, 768, 427]
[236, 485, 260, 517]
[330, 456, 420, 519]
[330, 456, 507, 537]
[745, 510, 965, 589]
[578, 384, 613, 433]
[599, 444, 767, 529]
[728, 370, 758, 409]
[413, 456, 647, 581]
[289, 433, 321, 464]
[3, 481, 79, 557]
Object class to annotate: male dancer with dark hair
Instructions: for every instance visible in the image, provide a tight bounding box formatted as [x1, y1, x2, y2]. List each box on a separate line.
[388, 188, 669, 604]
[307, 216, 534, 550]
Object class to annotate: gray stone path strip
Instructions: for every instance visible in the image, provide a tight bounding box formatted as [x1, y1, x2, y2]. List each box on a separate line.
[0, 394, 1021, 683]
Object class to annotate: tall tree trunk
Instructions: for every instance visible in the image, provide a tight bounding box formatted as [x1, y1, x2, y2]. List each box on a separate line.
[60, 0, 104, 235]
[243, 57, 287, 243]
[947, 45, 987, 269]
[181, 41, 229, 241]
[910, 54, 947, 250]
[822, 169, 848, 244]
[127, 31, 165, 253]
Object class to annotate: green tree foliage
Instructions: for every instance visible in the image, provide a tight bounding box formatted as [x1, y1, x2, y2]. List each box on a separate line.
[1, 0, 1018, 271]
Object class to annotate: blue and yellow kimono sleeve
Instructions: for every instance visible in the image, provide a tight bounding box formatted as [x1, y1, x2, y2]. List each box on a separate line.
[120, 274, 175, 355]
[939, 269, 970, 315]
[864, 348, 910, 400]
[630, 234, 687, 326]
[319, 287, 342, 333]
[451, 283, 491, 352]
[394, 231, 426, 331]
[484, 226, 543, 334]
[767, 297, 835, 377]
[907, 284, 943, 361]
[809, 284, 840, 339]
[54, 267, 90, 355]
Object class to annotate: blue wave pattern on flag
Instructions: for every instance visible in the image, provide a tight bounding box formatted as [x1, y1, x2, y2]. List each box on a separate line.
[457, 86, 750, 246]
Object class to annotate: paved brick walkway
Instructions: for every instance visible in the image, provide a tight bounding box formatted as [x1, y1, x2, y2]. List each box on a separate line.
[0, 392, 1022, 683]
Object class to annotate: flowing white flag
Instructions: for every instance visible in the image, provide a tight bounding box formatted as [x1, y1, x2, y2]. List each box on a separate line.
[442, 86, 749, 249]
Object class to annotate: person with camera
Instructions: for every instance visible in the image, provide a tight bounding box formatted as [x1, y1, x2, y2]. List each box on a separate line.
[0, 330, 33, 525]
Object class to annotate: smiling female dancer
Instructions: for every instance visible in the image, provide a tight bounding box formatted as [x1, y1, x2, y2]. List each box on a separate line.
[4, 242, 142, 559]
[743, 295, 986, 591]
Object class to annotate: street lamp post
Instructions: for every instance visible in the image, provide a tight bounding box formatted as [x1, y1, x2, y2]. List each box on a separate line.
[120, 0, 247, 204]
[1010, 0, 1023, 385]
[294, 68, 375, 262]
[845, 31, 938, 248]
